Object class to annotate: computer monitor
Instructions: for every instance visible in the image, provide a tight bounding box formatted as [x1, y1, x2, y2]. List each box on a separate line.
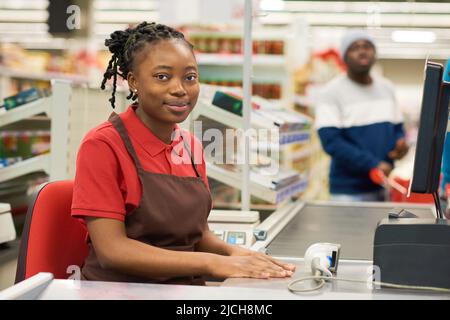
[410, 61, 450, 218]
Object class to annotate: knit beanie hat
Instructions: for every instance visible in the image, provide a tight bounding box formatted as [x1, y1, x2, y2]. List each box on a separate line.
[340, 30, 376, 59]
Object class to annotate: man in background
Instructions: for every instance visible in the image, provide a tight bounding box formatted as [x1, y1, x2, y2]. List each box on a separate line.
[315, 30, 408, 202]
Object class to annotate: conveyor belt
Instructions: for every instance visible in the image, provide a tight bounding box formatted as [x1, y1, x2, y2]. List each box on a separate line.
[266, 203, 434, 260]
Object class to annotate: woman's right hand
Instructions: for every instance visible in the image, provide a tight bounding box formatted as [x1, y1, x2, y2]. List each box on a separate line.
[207, 254, 294, 279]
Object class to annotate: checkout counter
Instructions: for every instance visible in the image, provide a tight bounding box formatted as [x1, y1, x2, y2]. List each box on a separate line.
[1, 200, 450, 300]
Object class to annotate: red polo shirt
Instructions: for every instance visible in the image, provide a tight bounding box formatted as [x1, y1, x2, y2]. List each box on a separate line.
[71, 105, 209, 222]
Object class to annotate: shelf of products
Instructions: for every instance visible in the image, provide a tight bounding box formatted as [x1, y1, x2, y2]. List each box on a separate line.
[196, 53, 285, 67]
[206, 163, 308, 204]
[0, 130, 50, 168]
[289, 49, 346, 199]
[0, 96, 50, 127]
[0, 81, 71, 184]
[292, 48, 345, 116]
[0, 42, 104, 100]
[0, 66, 90, 85]
[183, 26, 304, 108]
[194, 96, 310, 146]
[0, 153, 49, 184]
[191, 85, 312, 205]
[188, 32, 285, 55]
[200, 80, 282, 100]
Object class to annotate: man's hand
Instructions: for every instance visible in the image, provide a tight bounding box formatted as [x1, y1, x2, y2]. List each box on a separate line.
[388, 138, 409, 160]
[377, 161, 393, 177]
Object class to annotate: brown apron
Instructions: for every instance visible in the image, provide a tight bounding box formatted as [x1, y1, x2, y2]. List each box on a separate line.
[81, 112, 212, 285]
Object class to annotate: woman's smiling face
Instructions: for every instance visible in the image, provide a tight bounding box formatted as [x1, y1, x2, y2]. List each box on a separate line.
[128, 39, 200, 124]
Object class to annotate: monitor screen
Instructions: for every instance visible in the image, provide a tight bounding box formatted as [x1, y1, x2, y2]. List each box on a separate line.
[410, 61, 447, 194]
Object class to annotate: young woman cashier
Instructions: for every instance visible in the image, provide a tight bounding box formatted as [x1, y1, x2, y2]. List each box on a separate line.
[71, 22, 295, 285]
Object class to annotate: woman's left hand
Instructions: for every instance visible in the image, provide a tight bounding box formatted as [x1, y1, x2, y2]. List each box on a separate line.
[228, 246, 296, 273]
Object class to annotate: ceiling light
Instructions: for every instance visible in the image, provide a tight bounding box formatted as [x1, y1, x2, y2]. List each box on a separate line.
[391, 30, 436, 43]
[260, 0, 285, 11]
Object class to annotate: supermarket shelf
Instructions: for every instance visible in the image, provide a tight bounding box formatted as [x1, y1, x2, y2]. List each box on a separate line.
[195, 99, 310, 146]
[0, 66, 89, 84]
[188, 30, 289, 41]
[28, 115, 51, 121]
[280, 131, 310, 146]
[196, 53, 285, 67]
[206, 163, 308, 204]
[1, 38, 68, 50]
[252, 133, 310, 151]
[0, 97, 50, 127]
[0, 154, 50, 184]
[254, 141, 307, 152]
[196, 98, 308, 130]
[195, 99, 243, 129]
[0, 81, 71, 183]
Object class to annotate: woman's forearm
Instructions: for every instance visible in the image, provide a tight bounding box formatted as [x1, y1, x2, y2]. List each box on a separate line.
[87, 217, 220, 279]
[195, 229, 238, 256]
[99, 236, 216, 279]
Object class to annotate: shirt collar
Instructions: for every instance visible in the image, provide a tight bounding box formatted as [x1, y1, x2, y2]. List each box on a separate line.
[121, 105, 184, 158]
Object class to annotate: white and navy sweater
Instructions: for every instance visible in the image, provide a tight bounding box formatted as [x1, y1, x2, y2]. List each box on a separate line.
[315, 74, 405, 195]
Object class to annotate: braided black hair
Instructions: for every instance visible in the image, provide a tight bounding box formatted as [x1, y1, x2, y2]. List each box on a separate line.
[101, 22, 194, 108]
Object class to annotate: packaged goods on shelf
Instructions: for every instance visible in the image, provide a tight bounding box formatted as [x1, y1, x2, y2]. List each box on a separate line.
[201, 79, 243, 88]
[0, 130, 51, 167]
[210, 164, 301, 191]
[252, 40, 284, 55]
[212, 90, 261, 116]
[191, 36, 242, 54]
[197, 88, 312, 148]
[201, 80, 282, 100]
[252, 108, 311, 132]
[250, 167, 301, 191]
[3, 88, 50, 111]
[188, 33, 284, 55]
[292, 48, 346, 117]
[252, 83, 282, 100]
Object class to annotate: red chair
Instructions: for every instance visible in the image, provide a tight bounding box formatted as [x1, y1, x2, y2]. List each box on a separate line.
[15, 180, 88, 283]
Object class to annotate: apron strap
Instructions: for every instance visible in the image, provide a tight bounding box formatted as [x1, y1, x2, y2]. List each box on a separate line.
[109, 112, 201, 179]
[108, 112, 144, 174]
[180, 132, 201, 178]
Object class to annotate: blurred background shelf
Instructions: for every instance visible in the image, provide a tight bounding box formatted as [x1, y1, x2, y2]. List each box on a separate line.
[206, 162, 308, 204]
[196, 53, 285, 67]
[0, 96, 50, 127]
[0, 154, 49, 184]
[0, 66, 89, 84]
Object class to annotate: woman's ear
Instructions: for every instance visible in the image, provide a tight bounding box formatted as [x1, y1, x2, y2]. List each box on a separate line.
[127, 72, 138, 92]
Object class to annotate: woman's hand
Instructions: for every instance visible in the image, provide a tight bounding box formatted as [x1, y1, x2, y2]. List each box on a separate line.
[206, 245, 296, 279]
[230, 245, 296, 271]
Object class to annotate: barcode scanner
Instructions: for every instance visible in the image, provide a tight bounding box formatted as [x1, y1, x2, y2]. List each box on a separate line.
[304, 243, 341, 277]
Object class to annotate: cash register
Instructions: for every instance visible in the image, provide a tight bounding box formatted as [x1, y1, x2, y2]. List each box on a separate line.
[373, 60, 450, 289]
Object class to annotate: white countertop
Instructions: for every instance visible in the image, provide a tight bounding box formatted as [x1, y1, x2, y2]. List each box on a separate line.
[37, 259, 450, 300]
